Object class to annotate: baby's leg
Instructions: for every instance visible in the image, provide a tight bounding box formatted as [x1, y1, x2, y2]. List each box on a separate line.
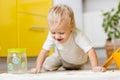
[41, 53, 62, 72]
[61, 60, 84, 70]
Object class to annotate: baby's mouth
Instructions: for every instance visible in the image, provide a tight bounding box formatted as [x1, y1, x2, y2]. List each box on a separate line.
[57, 39, 63, 41]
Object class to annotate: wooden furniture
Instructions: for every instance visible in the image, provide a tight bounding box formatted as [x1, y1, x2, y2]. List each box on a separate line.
[105, 40, 120, 58]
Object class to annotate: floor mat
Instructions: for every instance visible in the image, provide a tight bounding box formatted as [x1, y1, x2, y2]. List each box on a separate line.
[0, 70, 120, 80]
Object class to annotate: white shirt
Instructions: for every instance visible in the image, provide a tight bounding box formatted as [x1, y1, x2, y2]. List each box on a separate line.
[43, 29, 93, 65]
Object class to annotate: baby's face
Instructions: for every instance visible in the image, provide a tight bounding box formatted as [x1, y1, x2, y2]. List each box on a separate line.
[49, 21, 72, 43]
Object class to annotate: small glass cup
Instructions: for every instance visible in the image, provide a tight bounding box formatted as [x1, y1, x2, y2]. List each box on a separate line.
[7, 48, 27, 73]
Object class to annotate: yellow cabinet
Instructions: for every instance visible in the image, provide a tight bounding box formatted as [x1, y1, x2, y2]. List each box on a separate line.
[17, 0, 52, 56]
[17, 0, 52, 16]
[0, 0, 17, 57]
[0, 0, 52, 57]
[18, 14, 49, 56]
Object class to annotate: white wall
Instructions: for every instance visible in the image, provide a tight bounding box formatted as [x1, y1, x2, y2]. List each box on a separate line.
[83, 0, 119, 12]
[83, 11, 107, 47]
[83, 0, 119, 47]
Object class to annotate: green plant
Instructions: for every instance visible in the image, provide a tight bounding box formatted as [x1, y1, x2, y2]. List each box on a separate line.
[102, 2, 120, 41]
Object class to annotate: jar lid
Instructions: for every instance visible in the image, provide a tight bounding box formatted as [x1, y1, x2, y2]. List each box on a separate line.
[8, 48, 26, 53]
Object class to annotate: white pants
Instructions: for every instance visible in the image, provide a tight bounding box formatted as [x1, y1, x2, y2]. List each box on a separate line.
[42, 53, 84, 72]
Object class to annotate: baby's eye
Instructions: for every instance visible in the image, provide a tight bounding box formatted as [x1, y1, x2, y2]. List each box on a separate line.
[59, 32, 64, 34]
[51, 32, 55, 34]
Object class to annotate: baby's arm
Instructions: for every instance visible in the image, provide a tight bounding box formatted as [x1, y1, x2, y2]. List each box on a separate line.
[30, 49, 49, 73]
[87, 48, 106, 72]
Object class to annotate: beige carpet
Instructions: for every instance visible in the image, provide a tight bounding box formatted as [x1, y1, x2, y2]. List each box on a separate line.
[0, 70, 120, 80]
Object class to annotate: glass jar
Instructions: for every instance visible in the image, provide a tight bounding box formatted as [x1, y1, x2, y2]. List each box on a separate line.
[7, 48, 27, 73]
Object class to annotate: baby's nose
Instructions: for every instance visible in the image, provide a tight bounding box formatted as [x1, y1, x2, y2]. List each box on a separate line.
[55, 34, 61, 39]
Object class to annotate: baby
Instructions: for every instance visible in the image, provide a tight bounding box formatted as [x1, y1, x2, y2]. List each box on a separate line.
[30, 4, 106, 73]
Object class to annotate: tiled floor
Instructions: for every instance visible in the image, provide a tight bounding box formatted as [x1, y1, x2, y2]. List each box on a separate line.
[0, 48, 118, 73]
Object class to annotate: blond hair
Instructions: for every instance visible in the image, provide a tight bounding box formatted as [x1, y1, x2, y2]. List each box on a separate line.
[48, 4, 76, 30]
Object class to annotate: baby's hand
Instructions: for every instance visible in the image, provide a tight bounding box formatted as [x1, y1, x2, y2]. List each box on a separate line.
[93, 66, 106, 72]
[29, 68, 41, 74]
